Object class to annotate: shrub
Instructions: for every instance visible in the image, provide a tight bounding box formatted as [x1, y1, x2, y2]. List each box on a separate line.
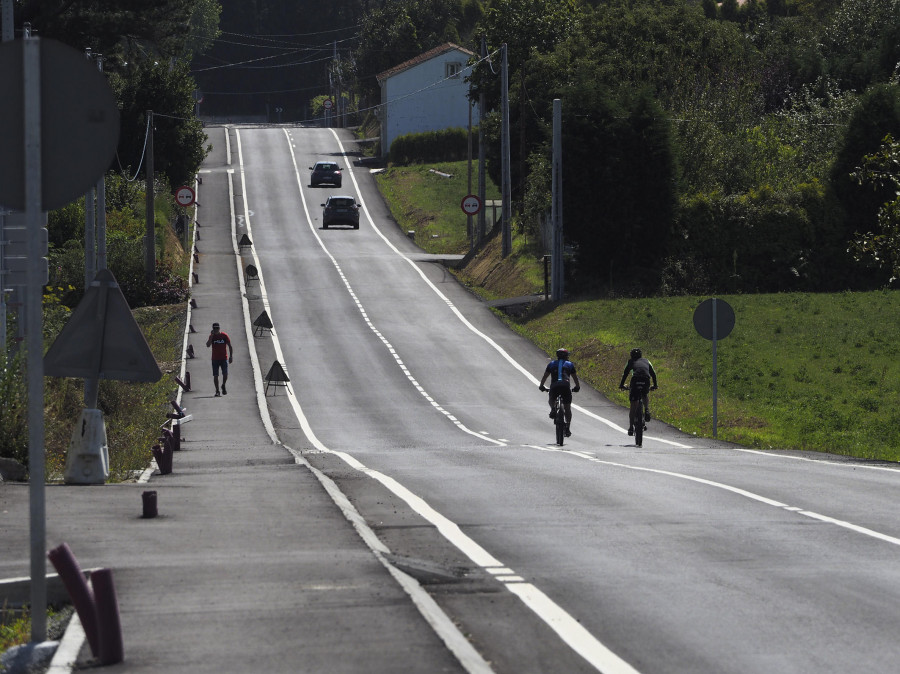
[389, 127, 476, 165]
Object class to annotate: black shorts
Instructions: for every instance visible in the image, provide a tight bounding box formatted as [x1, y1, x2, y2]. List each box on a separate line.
[549, 382, 572, 406]
[629, 377, 650, 401]
[212, 359, 229, 376]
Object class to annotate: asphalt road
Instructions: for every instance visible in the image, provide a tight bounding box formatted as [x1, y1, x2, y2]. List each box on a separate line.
[213, 125, 900, 674]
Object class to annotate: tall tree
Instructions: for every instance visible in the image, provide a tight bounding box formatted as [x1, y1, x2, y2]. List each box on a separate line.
[850, 134, 900, 286]
[17, 0, 196, 62]
[109, 59, 209, 191]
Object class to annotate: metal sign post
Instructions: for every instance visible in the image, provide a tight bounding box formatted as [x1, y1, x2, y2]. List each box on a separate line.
[23, 34, 47, 645]
[551, 98, 563, 301]
[693, 298, 736, 439]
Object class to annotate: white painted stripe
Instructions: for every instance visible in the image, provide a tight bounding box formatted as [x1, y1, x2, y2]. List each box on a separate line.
[505, 582, 640, 674]
[729, 447, 900, 473]
[286, 447, 494, 674]
[523, 445, 900, 548]
[228, 147, 279, 445]
[235, 130, 496, 674]
[46, 612, 85, 673]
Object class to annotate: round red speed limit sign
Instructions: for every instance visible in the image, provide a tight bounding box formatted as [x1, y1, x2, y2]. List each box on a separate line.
[323, 99, 334, 110]
[175, 185, 196, 207]
[461, 194, 482, 216]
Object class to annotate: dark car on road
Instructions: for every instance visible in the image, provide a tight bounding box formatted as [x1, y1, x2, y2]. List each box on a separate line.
[309, 161, 342, 187]
[322, 196, 360, 229]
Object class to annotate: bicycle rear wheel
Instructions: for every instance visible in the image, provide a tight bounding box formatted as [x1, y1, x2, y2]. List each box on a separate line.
[634, 401, 644, 447]
[555, 399, 566, 445]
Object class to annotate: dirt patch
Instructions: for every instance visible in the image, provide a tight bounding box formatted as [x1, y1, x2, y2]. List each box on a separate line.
[454, 233, 540, 299]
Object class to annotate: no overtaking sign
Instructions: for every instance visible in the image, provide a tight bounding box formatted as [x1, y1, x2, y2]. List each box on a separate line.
[175, 185, 196, 207]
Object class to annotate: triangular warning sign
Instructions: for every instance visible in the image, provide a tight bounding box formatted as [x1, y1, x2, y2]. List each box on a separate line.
[44, 269, 162, 382]
[264, 360, 290, 383]
[253, 310, 273, 329]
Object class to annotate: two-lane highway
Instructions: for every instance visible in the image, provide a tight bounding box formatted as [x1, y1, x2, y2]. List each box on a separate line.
[208, 124, 900, 674]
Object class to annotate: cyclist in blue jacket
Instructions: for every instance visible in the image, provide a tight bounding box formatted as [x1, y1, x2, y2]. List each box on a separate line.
[539, 348, 581, 437]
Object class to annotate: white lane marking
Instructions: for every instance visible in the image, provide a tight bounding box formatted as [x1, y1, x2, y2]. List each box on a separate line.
[233, 130, 495, 674]
[280, 129, 505, 447]
[728, 447, 900, 473]
[327, 130, 690, 449]
[232, 128, 643, 674]
[523, 445, 900, 548]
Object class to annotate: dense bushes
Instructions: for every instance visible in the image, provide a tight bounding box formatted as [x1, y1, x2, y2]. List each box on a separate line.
[49, 231, 188, 309]
[669, 183, 825, 294]
[389, 127, 475, 165]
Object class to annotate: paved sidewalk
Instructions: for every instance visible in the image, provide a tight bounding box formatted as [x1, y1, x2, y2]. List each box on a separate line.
[0, 134, 467, 673]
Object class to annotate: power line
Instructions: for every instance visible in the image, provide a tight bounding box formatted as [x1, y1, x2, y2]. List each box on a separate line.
[208, 33, 359, 51]
[221, 26, 361, 40]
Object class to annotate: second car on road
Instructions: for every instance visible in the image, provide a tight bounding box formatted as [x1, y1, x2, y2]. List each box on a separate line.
[322, 196, 360, 229]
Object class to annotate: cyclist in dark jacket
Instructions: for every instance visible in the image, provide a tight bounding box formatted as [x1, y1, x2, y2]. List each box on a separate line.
[539, 348, 581, 437]
[619, 348, 658, 434]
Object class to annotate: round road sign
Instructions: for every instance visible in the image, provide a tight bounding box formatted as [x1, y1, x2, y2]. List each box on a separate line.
[693, 298, 735, 341]
[323, 99, 333, 110]
[175, 186, 196, 207]
[0, 38, 120, 211]
[461, 194, 482, 216]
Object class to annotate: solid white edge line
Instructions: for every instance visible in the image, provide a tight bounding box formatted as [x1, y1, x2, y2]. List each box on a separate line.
[234, 129, 496, 674]
[284, 446, 495, 674]
[46, 611, 84, 673]
[228, 161, 279, 444]
[523, 445, 900, 548]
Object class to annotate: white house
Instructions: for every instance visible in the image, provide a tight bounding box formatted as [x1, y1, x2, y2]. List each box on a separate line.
[376, 43, 479, 158]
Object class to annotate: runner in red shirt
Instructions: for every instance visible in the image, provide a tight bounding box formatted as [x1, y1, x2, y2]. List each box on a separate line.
[205, 322, 233, 396]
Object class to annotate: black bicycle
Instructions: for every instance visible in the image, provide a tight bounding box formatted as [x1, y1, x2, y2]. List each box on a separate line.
[542, 386, 576, 446]
[553, 393, 567, 445]
[623, 384, 656, 448]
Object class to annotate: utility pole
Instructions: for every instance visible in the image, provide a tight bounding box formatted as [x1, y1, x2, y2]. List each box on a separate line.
[467, 100, 473, 248]
[23, 29, 48, 644]
[551, 99, 564, 301]
[500, 43, 511, 258]
[144, 110, 155, 283]
[1, 0, 11, 41]
[96, 55, 107, 271]
[1, 0, 14, 358]
[84, 51, 96, 291]
[477, 37, 487, 246]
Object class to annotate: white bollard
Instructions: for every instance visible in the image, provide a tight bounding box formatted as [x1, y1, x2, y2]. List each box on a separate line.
[64, 409, 110, 484]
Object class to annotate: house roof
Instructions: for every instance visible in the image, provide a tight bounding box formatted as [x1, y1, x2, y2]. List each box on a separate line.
[376, 43, 475, 82]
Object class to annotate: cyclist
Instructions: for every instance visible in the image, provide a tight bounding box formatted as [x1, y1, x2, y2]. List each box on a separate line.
[539, 348, 581, 437]
[619, 348, 658, 436]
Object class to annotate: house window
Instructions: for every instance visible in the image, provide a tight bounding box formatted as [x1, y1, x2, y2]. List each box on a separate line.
[445, 62, 462, 79]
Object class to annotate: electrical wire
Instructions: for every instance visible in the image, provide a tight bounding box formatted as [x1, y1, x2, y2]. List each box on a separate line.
[117, 115, 151, 182]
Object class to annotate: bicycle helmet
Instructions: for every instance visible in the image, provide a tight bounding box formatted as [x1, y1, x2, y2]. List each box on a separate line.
[630, 348, 642, 360]
[556, 348, 569, 360]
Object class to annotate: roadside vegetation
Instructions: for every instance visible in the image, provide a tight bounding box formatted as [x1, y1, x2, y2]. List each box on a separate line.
[1, 4, 208, 484]
[1, 195, 190, 483]
[375, 162, 900, 462]
[375, 160, 501, 253]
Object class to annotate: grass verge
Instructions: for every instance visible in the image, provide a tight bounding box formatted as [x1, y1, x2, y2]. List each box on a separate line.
[375, 160, 501, 253]
[503, 292, 900, 461]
